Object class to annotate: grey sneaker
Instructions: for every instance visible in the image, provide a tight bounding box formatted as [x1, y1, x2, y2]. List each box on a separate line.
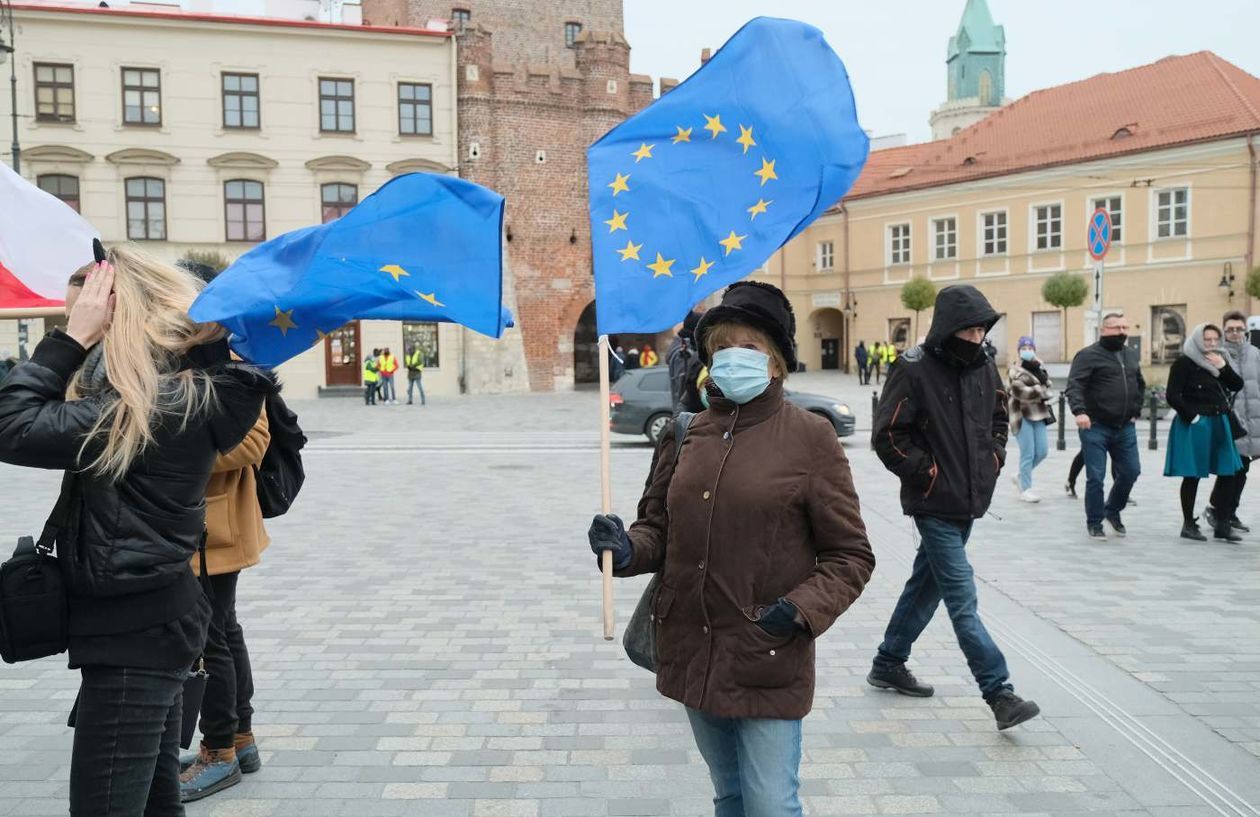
[1087, 524, 1106, 540]
[1104, 514, 1127, 537]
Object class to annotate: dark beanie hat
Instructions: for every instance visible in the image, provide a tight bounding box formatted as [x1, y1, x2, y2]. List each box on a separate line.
[694, 281, 798, 372]
[680, 310, 702, 339]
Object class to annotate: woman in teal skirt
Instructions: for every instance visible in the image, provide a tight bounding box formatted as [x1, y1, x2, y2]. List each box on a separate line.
[1165, 323, 1244, 541]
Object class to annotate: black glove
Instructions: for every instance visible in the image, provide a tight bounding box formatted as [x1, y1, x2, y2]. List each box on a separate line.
[588, 514, 632, 570]
[755, 598, 802, 638]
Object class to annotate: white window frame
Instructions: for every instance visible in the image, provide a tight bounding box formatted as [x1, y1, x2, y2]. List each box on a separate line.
[1089, 193, 1123, 245]
[932, 216, 958, 261]
[980, 210, 1008, 256]
[887, 222, 911, 266]
[816, 240, 834, 271]
[1032, 202, 1062, 251]
[1154, 186, 1190, 240]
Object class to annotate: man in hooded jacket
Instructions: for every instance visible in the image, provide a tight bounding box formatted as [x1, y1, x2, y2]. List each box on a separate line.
[868, 285, 1041, 731]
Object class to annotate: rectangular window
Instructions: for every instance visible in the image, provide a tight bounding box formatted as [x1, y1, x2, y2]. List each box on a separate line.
[125, 177, 166, 240]
[321, 183, 359, 223]
[403, 322, 440, 368]
[452, 8, 470, 31]
[981, 211, 1007, 255]
[565, 22, 582, 48]
[225, 179, 266, 242]
[1091, 195, 1122, 243]
[933, 217, 957, 260]
[33, 63, 75, 123]
[397, 82, 433, 136]
[222, 73, 260, 130]
[319, 78, 355, 133]
[122, 67, 161, 125]
[889, 223, 911, 265]
[1034, 204, 1062, 250]
[38, 174, 80, 213]
[816, 240, 834, 270]
[1156, 188, 1188, 238]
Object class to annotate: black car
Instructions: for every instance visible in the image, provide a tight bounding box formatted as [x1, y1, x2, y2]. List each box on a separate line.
[609, 368, 856, 443]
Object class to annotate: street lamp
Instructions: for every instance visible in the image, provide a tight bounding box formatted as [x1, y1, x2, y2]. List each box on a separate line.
[0, 0, 18, 173]
[1219, 262, 1236, 300]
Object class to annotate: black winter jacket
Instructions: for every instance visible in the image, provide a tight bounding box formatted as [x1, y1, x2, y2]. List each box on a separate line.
[1065, 341, 1145, 428]
[872, 285, 1009, 521]
[0, 330, 270, 668]
[1165, 356, 1243, 424]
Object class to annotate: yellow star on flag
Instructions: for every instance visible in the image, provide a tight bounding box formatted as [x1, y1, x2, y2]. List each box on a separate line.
[415, 291, 445, 308]
[747, 198, 773, 220]
[315, 329, 331, 341]
[631, 143, 655, 162]
[719, 231, 747, 256]
[690, 257, 715, 281]
[647, 253, 675, 278]
[604, 210, 629, 232]
[736, 125, 757, 154]
[608, 172, 631, 196]
[269, 306, 297, 336]
[380, 264, 410, 282]
[703, 114, 727, 139]
[754, 157, 778, 186]
[672, 126, 693, 144]
[617, 239, 643, 261]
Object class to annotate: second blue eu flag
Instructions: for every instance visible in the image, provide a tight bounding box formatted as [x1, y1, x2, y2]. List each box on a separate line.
[588, 17, 869, 335]
[190, 173, 511, 367]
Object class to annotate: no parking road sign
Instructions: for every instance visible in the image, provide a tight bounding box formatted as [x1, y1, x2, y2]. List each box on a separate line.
[1088, 208, 1112, 260]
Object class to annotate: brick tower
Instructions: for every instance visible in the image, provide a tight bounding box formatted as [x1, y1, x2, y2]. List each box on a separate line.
[361, 0, 658, 390]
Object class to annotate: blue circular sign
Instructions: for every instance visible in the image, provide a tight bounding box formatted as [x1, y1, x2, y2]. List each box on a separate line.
[1088, 208, 1112, 260]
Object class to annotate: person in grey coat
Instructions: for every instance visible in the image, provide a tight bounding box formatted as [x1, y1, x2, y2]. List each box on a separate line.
[1207, 310, 1259, 534]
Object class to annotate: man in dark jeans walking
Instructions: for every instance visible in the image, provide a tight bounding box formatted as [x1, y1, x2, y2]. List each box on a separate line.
[868, 285, 1041, 731]
[1065, 312, 1144, 540]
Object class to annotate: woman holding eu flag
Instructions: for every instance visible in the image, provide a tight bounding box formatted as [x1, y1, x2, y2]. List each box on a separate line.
[589, 282, 875, 817]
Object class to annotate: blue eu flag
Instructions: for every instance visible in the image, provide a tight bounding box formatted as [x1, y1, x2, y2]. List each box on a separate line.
[588, 17, 868, 335]
[189, 173, 511, 367]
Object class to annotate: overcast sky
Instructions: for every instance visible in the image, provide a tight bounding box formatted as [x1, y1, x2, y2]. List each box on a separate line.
[622, 0, 1260, 144]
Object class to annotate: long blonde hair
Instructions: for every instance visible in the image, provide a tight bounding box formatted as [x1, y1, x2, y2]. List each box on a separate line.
[68, 244, 226, 479]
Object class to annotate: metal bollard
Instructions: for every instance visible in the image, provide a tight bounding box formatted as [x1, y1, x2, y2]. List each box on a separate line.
[871, 391, 879, 419]
[1148, 393, 1159, 450]
[1056, 393, 1067, 451]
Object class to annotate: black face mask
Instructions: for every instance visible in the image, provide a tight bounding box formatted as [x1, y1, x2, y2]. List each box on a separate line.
[944, 336, 983, 364]
[1099, 334, 1127, 352]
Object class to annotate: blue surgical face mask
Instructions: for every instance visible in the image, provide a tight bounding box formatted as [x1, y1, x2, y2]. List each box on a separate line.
[1019, 349, 1036, 362]
[709, 347, 772, 405]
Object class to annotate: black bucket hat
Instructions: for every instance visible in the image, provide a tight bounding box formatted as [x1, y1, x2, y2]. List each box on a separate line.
[694, 281, 798, 372]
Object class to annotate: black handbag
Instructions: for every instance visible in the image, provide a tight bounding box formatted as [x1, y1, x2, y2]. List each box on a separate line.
[0, 476, 74, 663]
[622, 412, 693, 673]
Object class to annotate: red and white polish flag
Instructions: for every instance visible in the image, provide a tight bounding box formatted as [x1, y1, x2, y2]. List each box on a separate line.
[0, 161, 99, 311]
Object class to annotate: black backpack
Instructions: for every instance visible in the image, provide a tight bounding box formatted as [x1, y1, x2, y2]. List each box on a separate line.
[255, 390, 307, 519]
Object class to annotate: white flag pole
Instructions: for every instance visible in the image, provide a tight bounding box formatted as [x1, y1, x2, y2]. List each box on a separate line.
[598, 334, 615, 641]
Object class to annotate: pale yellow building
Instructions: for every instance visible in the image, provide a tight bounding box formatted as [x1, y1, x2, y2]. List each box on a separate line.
[760, 52, 1260, 386]
[0, 2, 510, 399]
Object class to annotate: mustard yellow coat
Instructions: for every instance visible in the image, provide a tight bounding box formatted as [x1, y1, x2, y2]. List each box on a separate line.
[196, 407, 270, 576]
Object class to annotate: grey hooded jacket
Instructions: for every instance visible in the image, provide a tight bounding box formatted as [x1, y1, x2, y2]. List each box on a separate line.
[1226, 338, 1260, 458]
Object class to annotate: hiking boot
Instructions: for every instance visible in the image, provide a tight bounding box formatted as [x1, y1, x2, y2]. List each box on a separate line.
[234, 732, 262, 774]
[1087, 524, 1106, 541]
[867, 663, 934, 697]
[1215, 525, 1244, 543]
[1104, 514, 1127, 537]
[180, 745, 241, 803]
[987, 691, 1040, 730]
[1181, 519, 1207, 541]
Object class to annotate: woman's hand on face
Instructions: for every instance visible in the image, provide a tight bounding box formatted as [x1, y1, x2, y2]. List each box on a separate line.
[1204, 351, 1226, 369]
[65, 262, 116, 349]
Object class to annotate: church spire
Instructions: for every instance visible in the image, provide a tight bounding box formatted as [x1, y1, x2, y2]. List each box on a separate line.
[931, 0, 1007, 139]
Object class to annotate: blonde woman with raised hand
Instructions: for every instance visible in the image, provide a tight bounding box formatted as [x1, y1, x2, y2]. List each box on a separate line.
[0, 245, 271, 817]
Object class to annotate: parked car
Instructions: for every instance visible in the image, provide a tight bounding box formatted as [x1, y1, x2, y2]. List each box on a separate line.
[609, 368, 856, 443]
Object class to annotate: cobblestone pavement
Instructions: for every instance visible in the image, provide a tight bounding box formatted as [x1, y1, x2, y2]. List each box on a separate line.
[2, 371, 1258, 816]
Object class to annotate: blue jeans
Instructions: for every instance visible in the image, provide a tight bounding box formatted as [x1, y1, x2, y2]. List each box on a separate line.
[685, 708, 802, 817]
[1015, 419, 1048, 491]
[407, 374, 426, 405]
[379, 376, 396, 402]
[1079, 422, 1141, 526]
[875, 516, 1012, 698]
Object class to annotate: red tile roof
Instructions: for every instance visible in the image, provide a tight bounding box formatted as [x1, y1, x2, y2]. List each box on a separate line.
[845, 51, 1260, 202]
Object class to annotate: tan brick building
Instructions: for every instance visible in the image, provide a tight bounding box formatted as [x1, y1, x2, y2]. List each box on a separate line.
[759, 52, 1260, 385]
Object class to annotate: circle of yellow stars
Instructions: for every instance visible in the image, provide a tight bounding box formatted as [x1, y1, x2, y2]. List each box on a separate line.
[602, 113, 777, 283]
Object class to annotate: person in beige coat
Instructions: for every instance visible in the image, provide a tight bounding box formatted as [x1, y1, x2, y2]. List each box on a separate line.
[181, 406, 270, 802]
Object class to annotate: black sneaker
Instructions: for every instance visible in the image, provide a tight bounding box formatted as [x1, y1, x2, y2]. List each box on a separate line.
[1215, 526, 1244, 543]
[1231, 517, 1250, 533]
[867, 664, 934, 697]
[1087, 524, 1106, 540]
[1104, 514, 1127, 537]
[1181, 519, 1207, 541]
[987, 691, 1040, 730]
